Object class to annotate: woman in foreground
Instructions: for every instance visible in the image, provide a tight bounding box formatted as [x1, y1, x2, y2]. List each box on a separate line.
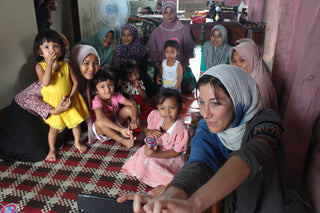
[118, 64, 285, 213]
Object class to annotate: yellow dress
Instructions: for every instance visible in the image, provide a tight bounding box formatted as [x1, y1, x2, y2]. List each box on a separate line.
[40, 61, 90, 130]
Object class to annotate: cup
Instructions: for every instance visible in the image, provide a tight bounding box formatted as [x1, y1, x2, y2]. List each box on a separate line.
[144, 136, 159, 148]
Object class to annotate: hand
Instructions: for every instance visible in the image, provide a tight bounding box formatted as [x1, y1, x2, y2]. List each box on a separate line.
[117, 193, 155, 213]
[52, 96, 71, 115]
[156, 75, 162, 85]
[120, 127, 133, 138]
[144, 145, 158, 157]
[145, 129, 163, 138]
[133, 80, 140, 89]
[150, 197, 197, 213]
[45, 50, 57, 65]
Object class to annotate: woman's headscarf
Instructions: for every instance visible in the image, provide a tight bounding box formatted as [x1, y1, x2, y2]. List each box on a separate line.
[188, 65, 262, 171]
[203, 25, 232, 69]
[77, 26, 114, 66]
[148, 1, 195, 66]
[203, 64, 263, 151]
[231, 42, 278, 112]
[69, 44, 100, 144]
[159, 1, 184, 31]
[114, 24, 146, 69]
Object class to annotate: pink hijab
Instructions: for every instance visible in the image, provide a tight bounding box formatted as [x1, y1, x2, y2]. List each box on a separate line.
[159, 1, 184, 31]
[231, 42, 278, 112]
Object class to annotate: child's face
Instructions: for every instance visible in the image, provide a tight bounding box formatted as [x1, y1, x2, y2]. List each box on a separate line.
[103, 32, 114, 48]
[39, 41, 61, 62]
[164, 46, 178, 61]
[210, 29, 223, 47]
[121, 29, 133, 46]
[95, 79, 115, 100]
[231, 51, 248, 73]
[157, 97, 180, 123]
[127, 68, 140, 84]
[80, 54, 100, 80]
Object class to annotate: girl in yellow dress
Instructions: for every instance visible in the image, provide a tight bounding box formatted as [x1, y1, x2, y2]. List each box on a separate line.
[34, 30, 90, 161]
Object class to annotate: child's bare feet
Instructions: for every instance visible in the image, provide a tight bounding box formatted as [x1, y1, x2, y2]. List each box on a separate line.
[75, 141, 87, 153]
[121, 136, 136, 148]
[149, 185, 167, 195]
[45, 150, 57, 161]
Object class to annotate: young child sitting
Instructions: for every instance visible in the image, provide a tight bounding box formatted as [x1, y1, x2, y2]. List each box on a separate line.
[34, 30, 90, 161]
[122, 88, 189, 188]
[156, 39, 183, 92]
[119, 59, 153, 121]
[91, 69, 145, 148]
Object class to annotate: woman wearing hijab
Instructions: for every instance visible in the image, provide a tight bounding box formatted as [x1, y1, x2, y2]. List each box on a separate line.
[230, 42, 278, 112]
[114, 24, 146, 69]
[77, 26, 114, 67]
[69, 45, 101, 144]
[118, 64, 286, 213]
[200, 25, 232, 75]
[149, 1, 196, 93]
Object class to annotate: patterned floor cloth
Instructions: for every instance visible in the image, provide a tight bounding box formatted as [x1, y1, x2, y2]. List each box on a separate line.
[0, 93, 200, 213]
[0, 132, 151, 213]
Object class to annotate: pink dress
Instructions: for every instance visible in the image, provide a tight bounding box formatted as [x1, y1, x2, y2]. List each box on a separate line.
[122, 110, 189, 187]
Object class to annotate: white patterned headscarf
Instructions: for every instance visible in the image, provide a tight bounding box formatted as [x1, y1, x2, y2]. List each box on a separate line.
[202, 64, 263, 150]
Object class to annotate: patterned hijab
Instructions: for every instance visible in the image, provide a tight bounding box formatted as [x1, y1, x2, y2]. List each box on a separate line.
[114, 24, 146, 68]
[231, 42, 278, 112]
[202, 64, 263, 150]
[203, 25, 232, 68]
[159, 1, 184, 31]
[77, 26, 114, 66]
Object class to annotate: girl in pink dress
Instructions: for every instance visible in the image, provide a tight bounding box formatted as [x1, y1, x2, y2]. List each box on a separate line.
[122, 88, 189, 188]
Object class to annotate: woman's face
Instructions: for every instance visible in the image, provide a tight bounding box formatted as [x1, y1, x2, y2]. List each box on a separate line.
[121, 29, 133, 45]
[231, 51, 249, 72]
[198, 83, 234, 133]
[102, 31, 114, 48]
[80, 54, 100, 80]
[163, 7, 175, 23]
[210, 29, 223, 47]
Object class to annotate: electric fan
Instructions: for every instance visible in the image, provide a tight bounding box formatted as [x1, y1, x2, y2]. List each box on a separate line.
[97, 0, 131, 42]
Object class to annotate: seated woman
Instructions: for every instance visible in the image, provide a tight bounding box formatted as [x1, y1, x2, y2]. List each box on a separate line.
[230, 42, 278, 112]
[200, 25, 232, 76]
[118, 64, 286, 213]
[77, 26, 114, 68]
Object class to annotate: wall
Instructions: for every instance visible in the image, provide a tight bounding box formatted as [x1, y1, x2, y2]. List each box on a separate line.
[271, 0, 320, 183]
[0, 0, 38, 109]
[51, 0, 74, 45]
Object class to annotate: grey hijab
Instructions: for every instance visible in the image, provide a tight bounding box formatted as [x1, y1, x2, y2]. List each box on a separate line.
[203, 25, 232, 68]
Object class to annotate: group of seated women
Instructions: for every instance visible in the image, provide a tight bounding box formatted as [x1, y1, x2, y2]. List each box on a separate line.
[0, 1, 284, 212]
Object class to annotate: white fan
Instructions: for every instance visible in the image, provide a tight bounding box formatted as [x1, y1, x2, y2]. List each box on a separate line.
[97, 0, 131, 41]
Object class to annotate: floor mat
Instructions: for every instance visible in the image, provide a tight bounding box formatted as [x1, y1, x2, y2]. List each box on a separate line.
[0, 133, 151, 212]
